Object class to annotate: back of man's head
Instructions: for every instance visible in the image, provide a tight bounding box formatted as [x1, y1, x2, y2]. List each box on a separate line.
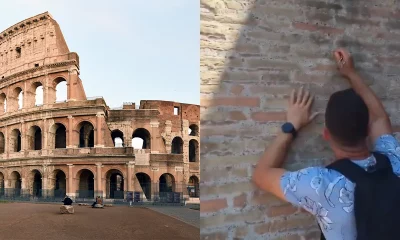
[325, 88, 369, 147]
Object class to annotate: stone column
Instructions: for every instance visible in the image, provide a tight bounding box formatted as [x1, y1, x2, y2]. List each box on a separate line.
[67, 164, 74, 197]
[95, 163, 103, 197]
[42, 119, 48, 155]
[68, 70, 78, 101]
[5, 126, 8, 159]
[21, 121, 26, 152]
[126, 161, 134, 191]
[43, 74, 49, 105]
[67, 116, 74, 148]
[95, 113, 104, 148]
[150, 120, 160, 153]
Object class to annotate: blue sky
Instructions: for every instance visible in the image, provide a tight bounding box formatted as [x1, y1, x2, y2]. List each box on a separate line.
[0, 0, 199, 108]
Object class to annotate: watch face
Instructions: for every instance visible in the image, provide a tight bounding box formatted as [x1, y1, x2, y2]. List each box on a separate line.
[282, 122, 294, 133]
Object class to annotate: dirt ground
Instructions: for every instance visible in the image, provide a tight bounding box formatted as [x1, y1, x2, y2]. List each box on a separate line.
[0, 202, 199, 240]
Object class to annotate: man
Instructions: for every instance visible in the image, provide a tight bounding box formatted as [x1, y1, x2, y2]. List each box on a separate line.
[62, 195, 73, 205]
[253, 48, 398, 239]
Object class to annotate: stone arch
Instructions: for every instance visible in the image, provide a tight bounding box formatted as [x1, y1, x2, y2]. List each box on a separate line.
[188, 175, 199, 198]
[76, 169, 95, 198]
[135, 172, 151, 200]
[171, 137, 183, 154]
[12, 87, 23, 110]
[51, 77, 67, 103]
[9, 171, 22, 197]
[27, 125, 42, 150]
[189, 139, 199, 162]
[111, 130, 124, 147]
[159, 173, 175, 193]
[29, 169, 42, 197]
[0, 93, 6, 113]
[106, 169, 124, 199]
[132, 128, 151, 149]
[77, 121, 95, 148]
[49, 123, 66, 149]
[31, 81, 44, 106]
[10, 129, 21, 152]
[189, 124, 199, 136]
[53, 169, 66, 198]
[0, 132, 5, 154]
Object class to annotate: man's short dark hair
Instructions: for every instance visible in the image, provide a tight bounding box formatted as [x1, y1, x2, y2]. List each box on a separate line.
[325, 88, 369, 147]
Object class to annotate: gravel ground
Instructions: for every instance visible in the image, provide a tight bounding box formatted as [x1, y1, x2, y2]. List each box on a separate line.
[0, 202, 199, 240]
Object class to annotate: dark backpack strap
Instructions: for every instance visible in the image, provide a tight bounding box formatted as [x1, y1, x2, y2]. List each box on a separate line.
[372, 152, 393, 173]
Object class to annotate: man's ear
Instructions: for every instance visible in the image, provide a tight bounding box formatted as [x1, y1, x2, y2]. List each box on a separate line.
[323, 127, 330, 141]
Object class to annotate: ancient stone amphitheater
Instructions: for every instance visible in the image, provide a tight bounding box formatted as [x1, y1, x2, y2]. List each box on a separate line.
[0, 12, 200, 202]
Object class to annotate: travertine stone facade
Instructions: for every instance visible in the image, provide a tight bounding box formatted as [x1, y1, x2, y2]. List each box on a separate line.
[0, 12, 200, 200]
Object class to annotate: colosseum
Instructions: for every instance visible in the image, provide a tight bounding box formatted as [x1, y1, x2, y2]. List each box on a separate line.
[0, 12, 200, 203]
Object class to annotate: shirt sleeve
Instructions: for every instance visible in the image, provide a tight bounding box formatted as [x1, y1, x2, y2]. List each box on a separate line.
[374, 134, 400, 157]
[280, 166, 324, 208]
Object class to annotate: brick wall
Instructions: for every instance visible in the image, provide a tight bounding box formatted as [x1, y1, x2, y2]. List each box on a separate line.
[200, 0, 400, 239]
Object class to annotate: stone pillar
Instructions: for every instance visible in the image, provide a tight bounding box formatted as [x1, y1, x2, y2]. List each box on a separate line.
[126, 161, 134, 191]
[42, 119, 48, 154]
[150, 120, 160, 153]
[95, 113, 104, 147]
[165, 121, 172, 153]
[5, 126, 8, 159]
[67, 164, 74, 197]
[95, 163, 103, 197]
[67, 116, 74, 148]
[68, 70, 78, 101]
[43, 74, 49, 105]
[21, 121, 26, 152]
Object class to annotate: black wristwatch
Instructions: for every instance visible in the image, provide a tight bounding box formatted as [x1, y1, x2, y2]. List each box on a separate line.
[281, 122, 297, 138]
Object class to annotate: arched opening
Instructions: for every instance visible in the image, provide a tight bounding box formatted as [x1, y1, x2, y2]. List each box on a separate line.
[31, 170, 42, 197]
[188, 176, 200, 198]
[54, 170, 66, 198]
[54, 78, 67, 103]
[77, 169, 94, 198]
[111, 130, 124, 147]
[132, 128, 151, 149]
[9, 171, 21, 197]
[49, 123, 66, 149]
[159, 173, 175, 193]
[189, 124, 199, 136]
[189, 139, 199, 162]
[27, 126, 42, 150]
[32, 82, 44, 106]
[106, 169, 124, 199]
[15, 87, 23, 110]
[78, 121, 94, 148]
[0, 132, 5, 154]
[0, 172, 4, 196]
[135, 173, 151, 200]
[10, 129, 21, 152]
[171, 137, 183, 154]
[0, 93, 6, 113]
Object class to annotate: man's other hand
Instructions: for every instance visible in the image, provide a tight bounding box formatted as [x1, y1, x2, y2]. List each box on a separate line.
[287, 87, 318, 130]
[333, 48, 356, 78]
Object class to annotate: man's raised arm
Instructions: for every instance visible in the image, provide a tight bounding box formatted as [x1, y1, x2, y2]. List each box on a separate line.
[333, 49, 392, 143]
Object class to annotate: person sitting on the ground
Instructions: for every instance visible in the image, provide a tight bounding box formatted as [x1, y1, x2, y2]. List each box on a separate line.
[62, 195, 73, 205]
[91, 196, 103, 208]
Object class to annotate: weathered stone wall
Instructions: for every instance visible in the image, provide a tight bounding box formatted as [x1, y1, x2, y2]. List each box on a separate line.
[200, 0, 400, 239]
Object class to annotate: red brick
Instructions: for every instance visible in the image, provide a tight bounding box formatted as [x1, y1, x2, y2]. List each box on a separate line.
[266, 204, 298, 217]
[230, 84, 244, 95]
[229, 111, 247, 120]
[233, 193, 247, 208]
[201, 97, 260, 107]
[201, 198, 228, 213]
[251, 112, 286, 122]
[311, 64, 337, 72]
[293, 22, 344, 35]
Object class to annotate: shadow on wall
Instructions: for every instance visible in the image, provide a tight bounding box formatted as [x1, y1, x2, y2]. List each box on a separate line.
[200, 0, 400, 239]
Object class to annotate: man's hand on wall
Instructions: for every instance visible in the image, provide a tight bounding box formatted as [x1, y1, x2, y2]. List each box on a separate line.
[333, 48, 356, 78]
[287, 87, 318, 130]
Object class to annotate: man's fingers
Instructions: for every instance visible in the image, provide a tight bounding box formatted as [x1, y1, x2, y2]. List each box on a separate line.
[297, 87, 304, 104]
[309, 112, 319, 121]
[306, 94, 314, 108]
[290, 89, 295, 105]
[301, 91, 310, 106]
